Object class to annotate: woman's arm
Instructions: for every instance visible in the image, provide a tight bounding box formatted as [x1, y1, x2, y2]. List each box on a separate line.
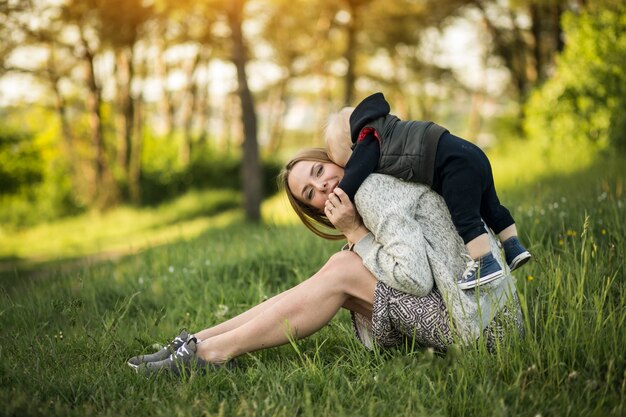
[327, 180, 435, 297]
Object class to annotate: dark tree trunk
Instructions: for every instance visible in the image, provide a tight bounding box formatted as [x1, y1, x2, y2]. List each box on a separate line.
[129, 95, 143, 204]
[82, 41, 105, 191]
[115, 47, 134, 179]
[81, 31, 117, 208]
[229, 0, 262, 221]
[553, 1, 565, 53]
[343, 0, 358, 106]
[49, 63, 75, 177]
[154, 24, 172, 136]
[180, 52, 201, 165]
[529, 2, 544, 83]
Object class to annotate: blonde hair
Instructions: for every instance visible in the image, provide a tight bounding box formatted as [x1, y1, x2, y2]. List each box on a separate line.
[277, 148, 345, 240]
[324, 107, 354, 166]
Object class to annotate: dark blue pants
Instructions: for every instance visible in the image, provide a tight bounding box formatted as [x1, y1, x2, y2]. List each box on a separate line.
[431, 133, 515, 244]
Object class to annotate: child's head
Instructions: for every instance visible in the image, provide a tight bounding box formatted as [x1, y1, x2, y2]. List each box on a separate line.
[324, 107, 354, 167]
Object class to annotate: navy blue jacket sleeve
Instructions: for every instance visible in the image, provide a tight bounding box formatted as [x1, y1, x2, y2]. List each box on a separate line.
[337, 131, 380, 201]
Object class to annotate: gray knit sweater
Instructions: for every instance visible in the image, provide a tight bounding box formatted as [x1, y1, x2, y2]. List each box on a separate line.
[352, 174, 517, 343]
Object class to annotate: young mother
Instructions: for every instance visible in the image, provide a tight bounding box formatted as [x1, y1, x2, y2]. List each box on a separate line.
[129, 148, 522, 375]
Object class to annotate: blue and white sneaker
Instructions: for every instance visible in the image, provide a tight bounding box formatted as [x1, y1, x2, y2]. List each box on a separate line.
[503, 236, 532, 271]
[458, 253, 504, 290]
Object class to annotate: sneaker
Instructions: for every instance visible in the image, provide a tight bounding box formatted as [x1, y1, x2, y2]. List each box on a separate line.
[503, 236, 532, 271]
[458, 253, 504, 290]
[127, 330, 191, 369]
[136, 337, 232, 377]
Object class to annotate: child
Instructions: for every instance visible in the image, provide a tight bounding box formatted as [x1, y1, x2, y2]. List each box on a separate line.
[325, 92, 531, 290]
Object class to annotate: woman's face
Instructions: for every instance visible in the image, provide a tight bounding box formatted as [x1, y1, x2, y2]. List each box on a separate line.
[287, 160, 344, 211]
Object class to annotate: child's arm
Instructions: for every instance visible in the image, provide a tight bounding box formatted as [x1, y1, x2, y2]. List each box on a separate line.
[337, 129, 380, 201]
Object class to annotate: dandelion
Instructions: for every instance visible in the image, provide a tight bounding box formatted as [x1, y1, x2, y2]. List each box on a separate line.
[527, 275, 534, 282]
[568, 371, 578, 380]
[215, 304, 229, 318]
[559, 239, 564, 246]
[601, 229, 607, 235]
[168, 266, 175, 273]
[138, 277, 144, 285]
[566, 229, 577, 237]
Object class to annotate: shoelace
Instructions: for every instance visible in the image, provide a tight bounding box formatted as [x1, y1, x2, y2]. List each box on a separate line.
[462, 257, 480, 280]
[175, 344, 190, 357]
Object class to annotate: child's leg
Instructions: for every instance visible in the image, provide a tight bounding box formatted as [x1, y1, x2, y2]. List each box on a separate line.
[466, 233, 491, 259]
[475, 161, 531, 270]
[477, 164, 516, 238]
[432, 133, 504, 289]
[498, 224, 517, 242]
[432, 133, 493, 255]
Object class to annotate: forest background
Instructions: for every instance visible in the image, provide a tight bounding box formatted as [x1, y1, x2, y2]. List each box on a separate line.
[0, 0, 624, 263]
[1, 1, 626, 416]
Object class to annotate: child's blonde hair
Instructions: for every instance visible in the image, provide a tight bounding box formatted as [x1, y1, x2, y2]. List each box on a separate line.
[324, 107, 354, 166]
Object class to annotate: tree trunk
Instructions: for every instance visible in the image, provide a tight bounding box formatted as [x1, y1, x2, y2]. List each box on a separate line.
[343, 0, 358, 106]
[553, 1, 565, 53]
[129, 95, 143, 204]
[154, 23, 172, 136]
[179, 52, 201, 166]
[266, 76, 288, 154]
[115, 47, 134, 179]
[196, 57, 211, 148]
[529, 2, 543, 83]
[82, 41, 105, 191]
[229, 0, 262, 221]
[81, 31, 117, 208]
[48, 53, 75, 179]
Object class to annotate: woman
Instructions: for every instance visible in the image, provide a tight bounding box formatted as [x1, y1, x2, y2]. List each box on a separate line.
[129, 148, 521, 376]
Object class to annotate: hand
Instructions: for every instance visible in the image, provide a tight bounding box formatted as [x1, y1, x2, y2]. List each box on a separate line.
[324, 188, 369, 243]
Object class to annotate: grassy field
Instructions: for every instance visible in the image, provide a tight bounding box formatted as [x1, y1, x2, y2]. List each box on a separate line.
[1, 146, 625, 417]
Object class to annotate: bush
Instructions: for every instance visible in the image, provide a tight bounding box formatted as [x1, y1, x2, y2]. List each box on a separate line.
[139, 150, 282, 206]
[524, 2, 626, 152]
[0, 128, 43, 195]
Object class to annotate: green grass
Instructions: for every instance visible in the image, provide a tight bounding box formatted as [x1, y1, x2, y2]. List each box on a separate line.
[0, 189, 243, 267]
[0, 147, 625, 416]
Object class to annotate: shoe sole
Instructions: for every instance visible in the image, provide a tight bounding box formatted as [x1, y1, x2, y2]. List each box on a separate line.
[458, 270, 505, 290]
[509, 252, 532, 271]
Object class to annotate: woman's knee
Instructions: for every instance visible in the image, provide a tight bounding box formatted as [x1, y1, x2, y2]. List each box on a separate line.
[322, 251, 363, 277]
[322, 251, 376, 290]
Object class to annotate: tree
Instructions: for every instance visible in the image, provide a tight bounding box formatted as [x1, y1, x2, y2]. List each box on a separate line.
[524, 1, 626, 151]
[227, 0, 263, 221]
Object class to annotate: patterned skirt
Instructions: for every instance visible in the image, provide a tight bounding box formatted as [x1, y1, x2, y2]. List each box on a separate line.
[351, 281, 523, 352]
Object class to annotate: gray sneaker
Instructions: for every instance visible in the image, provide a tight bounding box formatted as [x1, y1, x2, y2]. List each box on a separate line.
[127, 330, 191, 369]
[137, 337, 232, 377]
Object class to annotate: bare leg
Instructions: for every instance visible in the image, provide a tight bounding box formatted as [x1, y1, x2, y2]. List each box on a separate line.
[194, 288, 296, 341]
[497, 224, 517, 242]
[465, 233, 491, 259]
[195, 251, 377, 363]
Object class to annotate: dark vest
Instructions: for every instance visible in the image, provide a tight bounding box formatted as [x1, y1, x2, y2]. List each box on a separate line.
[366, 115, 447, 186]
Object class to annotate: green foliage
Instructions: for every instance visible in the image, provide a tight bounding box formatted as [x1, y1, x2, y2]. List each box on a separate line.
[0, 127, 43, 195]
[525, 2, 626, 152]
[139, 140, 283, 206]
